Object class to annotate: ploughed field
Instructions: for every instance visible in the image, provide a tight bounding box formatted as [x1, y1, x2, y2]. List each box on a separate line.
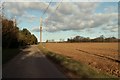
[46, 43, 119, 77]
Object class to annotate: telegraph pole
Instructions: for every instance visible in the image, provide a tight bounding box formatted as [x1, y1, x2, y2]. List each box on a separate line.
[40, 17, 42, 44]
[13, 16, 16, 27]
[1, 2, 4, 19]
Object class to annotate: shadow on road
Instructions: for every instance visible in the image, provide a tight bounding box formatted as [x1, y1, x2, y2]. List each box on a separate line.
[2, 45, 66, 78]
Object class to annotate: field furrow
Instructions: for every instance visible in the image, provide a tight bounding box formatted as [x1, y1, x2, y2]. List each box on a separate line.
[46, 43, 120, 77]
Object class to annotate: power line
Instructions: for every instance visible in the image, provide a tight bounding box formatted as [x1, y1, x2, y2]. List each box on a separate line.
[44, 0, 63, 29]
[55, 0, 63, 12]
[40, 0, 52, 43]
[41, 0, 52, 18]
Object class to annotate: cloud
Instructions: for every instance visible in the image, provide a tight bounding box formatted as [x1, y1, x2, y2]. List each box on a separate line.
[31, 27, 40, 32]
[102, 25, 118, 32]
[4, 0, 44, 2]
[20, 12, 37, 22]
[3, 0, 120, 2]
[31, 26, 48, 32]
[3, 2, 118, 33]
[43, 2, 118, 32]
[104, 6, 118, 13]
[4, 2, 50, 18]
[4, 2, 25, 17]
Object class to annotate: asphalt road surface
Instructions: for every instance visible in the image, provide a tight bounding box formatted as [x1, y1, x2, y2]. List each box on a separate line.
[2, 45, 66, 78]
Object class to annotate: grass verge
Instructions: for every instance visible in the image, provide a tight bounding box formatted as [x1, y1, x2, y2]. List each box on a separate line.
[38, 45, 117, 79]
[2, 48, 20, 64]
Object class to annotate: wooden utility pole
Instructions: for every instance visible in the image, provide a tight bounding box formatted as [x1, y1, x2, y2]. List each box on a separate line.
[1, 2, 4, 19]
[13, 16, 16, 27]
[40, 17, 42, 44]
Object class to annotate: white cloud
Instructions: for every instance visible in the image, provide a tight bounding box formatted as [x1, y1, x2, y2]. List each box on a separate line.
[4, 2, 49, 18]
[102, 24, 118, 32]
[42, 2, 118, 32]
[104, 6, 118, 13]
[3, 0, 120, 2]
[31, 27, 40, 32]
[4, 0, 43, 2]
[3, 2, 118, 33]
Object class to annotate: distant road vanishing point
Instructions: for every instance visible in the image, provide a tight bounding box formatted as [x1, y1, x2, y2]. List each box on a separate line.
[2, 45, 66, 78]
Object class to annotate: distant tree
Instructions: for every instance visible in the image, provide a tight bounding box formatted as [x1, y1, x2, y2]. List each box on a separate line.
[92, 35, 105, 42]
[46, 40, 48, 43]
[67, 35, 118, 43]
[52, 39, 54, 42]
[62, 39, 64, 42]
[59, 39, 62, 42]
[59, 39, 64, 42]
[67, 38, 72, 42]
[74, 36, 80, 42]
[105, 37, 117, 42]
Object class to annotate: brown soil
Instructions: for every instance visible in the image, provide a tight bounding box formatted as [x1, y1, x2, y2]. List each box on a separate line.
[46, 43, 120, 77]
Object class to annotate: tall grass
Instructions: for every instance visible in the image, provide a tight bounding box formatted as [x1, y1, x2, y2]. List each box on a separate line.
[38, 45, 117, 78]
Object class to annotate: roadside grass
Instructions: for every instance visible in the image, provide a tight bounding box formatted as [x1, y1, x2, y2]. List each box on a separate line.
[2, 48, 21, 64]
[38, 44, 117, 78]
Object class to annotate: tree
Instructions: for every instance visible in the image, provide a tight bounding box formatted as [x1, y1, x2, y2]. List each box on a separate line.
[21, 28, 31, 36]
[2, 19, 19, 48]
[105, 37, 117, 42]
[46, 40, 49, 43]
[74, 36, 80, 42]
[2, 18, 38, 48]
[59, 39, 64, 42]
[30, 34, 38, 44]
[52, 39, 54, 42]
[19, 28, 38, 46]
[67, 35, 118, 42]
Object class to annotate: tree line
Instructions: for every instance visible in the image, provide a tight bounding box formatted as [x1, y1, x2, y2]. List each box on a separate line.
[2, 18, 38, 48]
[67, 35, 120, 42]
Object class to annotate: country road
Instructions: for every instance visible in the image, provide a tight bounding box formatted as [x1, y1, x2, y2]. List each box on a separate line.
[2, 45, 66, 78]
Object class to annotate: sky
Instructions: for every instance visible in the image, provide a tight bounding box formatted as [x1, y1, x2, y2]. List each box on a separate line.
[1, 0, 119, 42]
